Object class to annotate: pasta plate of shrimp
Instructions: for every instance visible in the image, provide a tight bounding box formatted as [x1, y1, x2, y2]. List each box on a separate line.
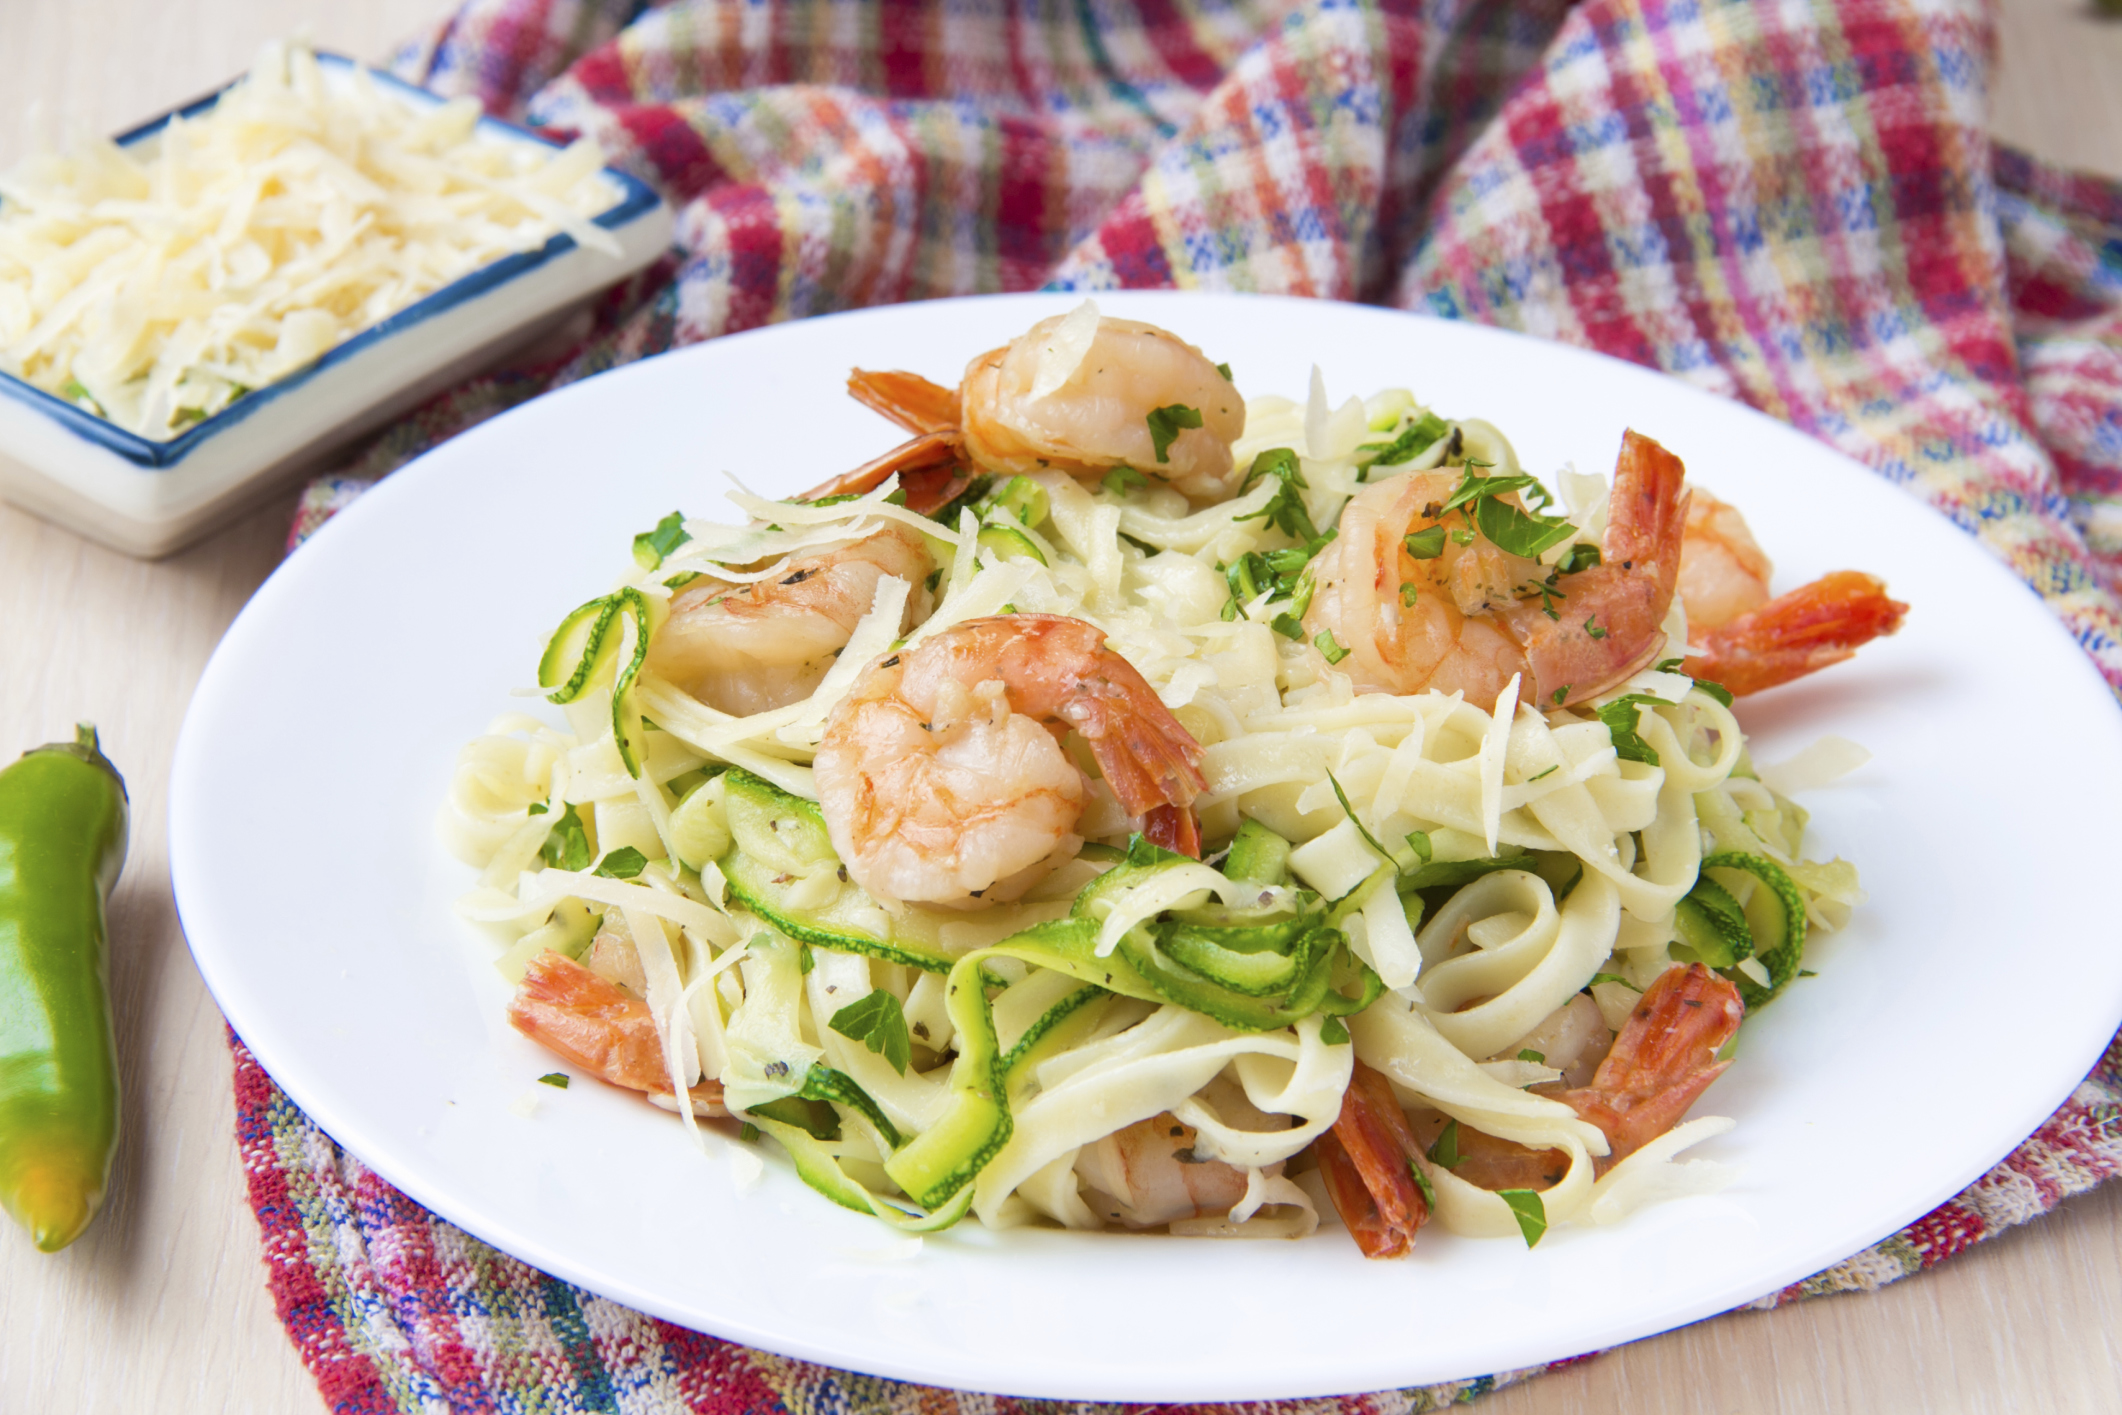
[171, 293, 2122, 1399]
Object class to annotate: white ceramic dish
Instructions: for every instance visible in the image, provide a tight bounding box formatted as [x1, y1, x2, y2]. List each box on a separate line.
[171, 293, 2122, 1401]
[0, 53, 671, 559]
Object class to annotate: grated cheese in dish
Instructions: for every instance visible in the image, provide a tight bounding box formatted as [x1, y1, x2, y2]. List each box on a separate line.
[0, 41, 625, 441]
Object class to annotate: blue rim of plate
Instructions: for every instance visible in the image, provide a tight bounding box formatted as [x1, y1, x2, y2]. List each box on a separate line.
[0, 51, 664, 472]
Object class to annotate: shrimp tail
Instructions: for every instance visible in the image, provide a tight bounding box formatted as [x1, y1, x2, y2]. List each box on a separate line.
[1141, 803, 1202, 859]
[795, 428, 971, 515]
[1604, 429, 1691, 577]
[1683, 570, 1908, 697]
[849, 368, 961, 435]
[1067, 681, 1207, 818]
[1315, 1059, 1431, 1258]
[1502, 430, 1690, 707]
[507, 951, 726, 1113]
[1558, 962, 1741, 1164]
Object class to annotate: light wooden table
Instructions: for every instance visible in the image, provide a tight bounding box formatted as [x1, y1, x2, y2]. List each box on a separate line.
[2, 2, 2118, 1411]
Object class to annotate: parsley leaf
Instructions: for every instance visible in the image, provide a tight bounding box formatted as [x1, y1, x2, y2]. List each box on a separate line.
[1319, 1015, 1350, 1045]
[1102, 466, 1149, 497]
[1595, 695, 1664, 766]
[1403, 525, 1447, 560]
[1145, 403, 1203, 462]
[1271, 612, 1306, 641]
[1315, 628, 1351, 665]
[537, 1072, 570, 1089]
[1551, 686, 1571, 705]
[1215, 362, 1234, 381]
[1427, 1118, 1462, 1169]
[1499, 1188, 1547, 1247]
[631, 511, 692, 570]
[1558, 543, 1602, 573]
[1516, 1048, 1546, 1064]
[1473, 494, 1577, 559]
[1693, 678, 1735, 707]
[829, 989, 913, 1075]
[594, 846, 649, 879]
[538, 803, 592, 872]
[1584, 614, 1608, 641]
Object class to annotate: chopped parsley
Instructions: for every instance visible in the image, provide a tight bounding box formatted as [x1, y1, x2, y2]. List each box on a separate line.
[1694, 678, 1735, 707]
[1408, 1159, 1437, 1210]
[1319, 1015, 1350, 1045]
[1314, 628, 1350, 664]
[1215, 362, 1234, 381]
[537, 1072, 570, 1089]
[1584, 614, 1608, 640]
[537, 803, 592, 872]
[1235, 447, 1320, 541]
[1427, 1118, 1462, 1169]
[1595, 694, 1664, 766]
[1326, 769, 1392, 862]
[829, 989, 913, 1075]
[594, 846, 649, 879]
[1557, 542, 1603, 574]
[1271, 612, 1306, 641]
[631, 511, 692, 570]
[1515, 1048, 1546, 1064]
[1527, 764, 1558, 781]
[1357, 411, 1451, 472]
[1403, 525, 1447, 560]
[1102, 466, 1149, 497]
[1145, 403, 1204, 462]
[1551, 686, 1571, 705]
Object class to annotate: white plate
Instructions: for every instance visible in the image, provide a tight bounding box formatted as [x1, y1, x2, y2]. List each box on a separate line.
[170, 293, 2122, 1401]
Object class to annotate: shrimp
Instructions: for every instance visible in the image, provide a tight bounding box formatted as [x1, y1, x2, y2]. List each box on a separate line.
[507, 949, 727, 1114]
[1304, 429, 1688, 709]
[1075, 1112, 1253, 1229]
[1312, 1058, 1432, 1258]
[1675, 490, 1908, 696]
[1678, 489, 1775, 630]
[841, 306, 1248, 500]
[813, 614, 1206, 907]
[644, 521, 935, 716]
[1418, 963, 1743, 1193]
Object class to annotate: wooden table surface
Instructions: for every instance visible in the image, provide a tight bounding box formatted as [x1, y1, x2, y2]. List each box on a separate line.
[2, 2, 2118, 1411]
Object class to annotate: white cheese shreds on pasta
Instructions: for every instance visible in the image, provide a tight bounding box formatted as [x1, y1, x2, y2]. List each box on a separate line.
[0, 41, 623, 439]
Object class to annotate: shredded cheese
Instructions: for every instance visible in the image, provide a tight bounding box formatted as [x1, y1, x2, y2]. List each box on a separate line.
[0, 41, 623, 439]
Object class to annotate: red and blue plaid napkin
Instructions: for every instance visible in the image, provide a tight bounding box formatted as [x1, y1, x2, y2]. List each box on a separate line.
[254, 0, 2122, 1407]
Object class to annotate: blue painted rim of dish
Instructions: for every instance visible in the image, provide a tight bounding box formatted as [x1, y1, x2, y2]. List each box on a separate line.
[0, 51, 666, 472]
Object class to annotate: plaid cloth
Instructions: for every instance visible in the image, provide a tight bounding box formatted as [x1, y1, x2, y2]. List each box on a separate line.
[249, 0, 2122, 1406]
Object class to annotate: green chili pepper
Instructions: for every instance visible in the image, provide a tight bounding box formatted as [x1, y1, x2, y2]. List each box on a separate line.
[0, 724, 127, 1252]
